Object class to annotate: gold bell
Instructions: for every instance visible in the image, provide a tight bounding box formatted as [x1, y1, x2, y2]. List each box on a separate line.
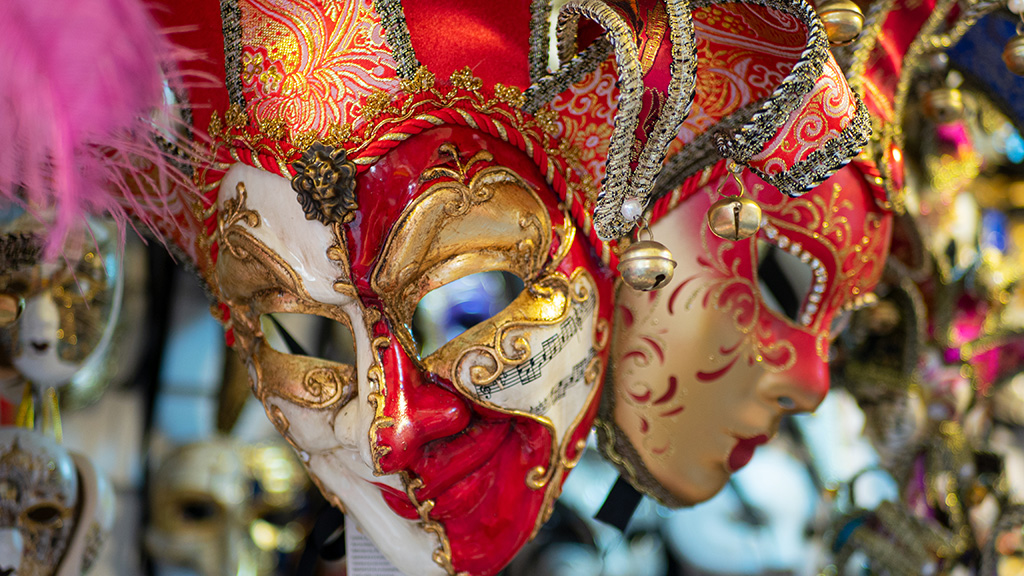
[707, 196, 763, 241]
[816, 0, 864, 46]
[618, 240, 677, 291]
[921, 87, 964, 124]
[0, 293, 24, 328]
[1004, 34, 1024, 77]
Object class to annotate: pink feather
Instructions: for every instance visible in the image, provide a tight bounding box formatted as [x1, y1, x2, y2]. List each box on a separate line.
[0, 0, 196, 257]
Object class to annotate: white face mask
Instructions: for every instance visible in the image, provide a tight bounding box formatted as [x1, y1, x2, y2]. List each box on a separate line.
[146, 439, 308, 576]
[0, 428, 78, 576]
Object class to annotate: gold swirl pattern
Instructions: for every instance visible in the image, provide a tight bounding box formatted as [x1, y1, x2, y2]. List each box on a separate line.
[216, 182, 261, 259]
[367, 334, 394, 475]
[453, 270, 593, 390]
[240, 0, 399, 138]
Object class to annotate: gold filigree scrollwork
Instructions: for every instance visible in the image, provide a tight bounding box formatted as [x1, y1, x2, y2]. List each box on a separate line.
[421, 142, 493, 184]
[269, 404, 290, 433]
[594, 317, 611, 351]
[217, 182, 261, 258]
[526, 435, 590, 491]
[302, 368, 342, 405]
[543, 212, 577, 277]
[367, 334, 394, 475]
[454, 270, 592, 389]
[401, 472, 470, 576]
[529, 357, 603, 533]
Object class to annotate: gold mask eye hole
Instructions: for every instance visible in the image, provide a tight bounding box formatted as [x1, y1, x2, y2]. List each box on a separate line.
[260, 312, 357, 366]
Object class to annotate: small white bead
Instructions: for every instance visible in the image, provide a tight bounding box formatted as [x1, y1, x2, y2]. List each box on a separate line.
[621, 198, 644, 221]
[1009, 0, 1024, 15]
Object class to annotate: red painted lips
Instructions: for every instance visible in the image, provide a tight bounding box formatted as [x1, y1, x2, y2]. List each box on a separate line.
[727, 434, 768, 471]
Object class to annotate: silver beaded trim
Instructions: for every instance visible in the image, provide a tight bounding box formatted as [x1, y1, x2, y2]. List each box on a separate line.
[553, 0, 697, 240]
[523, 36, 614, 114]
[705, 0, 831, 165]
[747, 97, 873, 195]
[373, 0, 420, 79]
[529, 0, 555, 83]
[553, 0, 644, 241]
[653, 100, 764, 197]
[220, 0, 246, 109]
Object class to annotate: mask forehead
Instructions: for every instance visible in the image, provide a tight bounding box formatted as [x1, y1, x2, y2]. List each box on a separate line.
[372, 154, 553, 329]
[347, 127, 563, 285]
[217, 165, 356, 307]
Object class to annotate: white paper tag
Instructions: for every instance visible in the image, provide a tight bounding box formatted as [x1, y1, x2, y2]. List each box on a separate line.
[345, 516, 404, 576]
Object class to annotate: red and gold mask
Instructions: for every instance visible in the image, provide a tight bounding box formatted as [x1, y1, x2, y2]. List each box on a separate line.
[211, 126, 613, 575]
[600, 164, 891, 505]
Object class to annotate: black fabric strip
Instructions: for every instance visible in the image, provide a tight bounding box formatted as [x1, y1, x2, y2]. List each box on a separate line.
[595, 475, 644, 531]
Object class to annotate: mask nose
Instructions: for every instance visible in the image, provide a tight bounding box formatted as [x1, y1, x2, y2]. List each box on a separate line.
[0, 528, 24, 575]
[19, 294, 59, 345]
[756, 353, 829, 414]
[373, 338, 472, 474]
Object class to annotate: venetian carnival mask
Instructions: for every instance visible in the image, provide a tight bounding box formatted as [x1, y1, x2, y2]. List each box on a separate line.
[0, 427, 113, 576]
[600, 166, 891, 506]
[0, 212, 120, 399]
[831, 263, 931, 469]
[146, 439, 309, 576]
[213, 127, 612, 575]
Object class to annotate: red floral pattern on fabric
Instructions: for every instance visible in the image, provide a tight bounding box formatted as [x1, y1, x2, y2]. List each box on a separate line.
[239, 0, 399, 136]
[549, 60, 618, 185]
[676, 3, 806, 143]
[751, 55, 858, 175]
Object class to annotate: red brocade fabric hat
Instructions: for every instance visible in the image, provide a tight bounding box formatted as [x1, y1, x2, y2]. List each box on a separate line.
[148, 0, 872, 273]
[130, 2, 884, 575]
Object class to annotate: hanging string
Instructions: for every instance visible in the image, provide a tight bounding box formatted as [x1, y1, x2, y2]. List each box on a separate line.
[43, 387, 62, 443]
[15, 381, 34, 429]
